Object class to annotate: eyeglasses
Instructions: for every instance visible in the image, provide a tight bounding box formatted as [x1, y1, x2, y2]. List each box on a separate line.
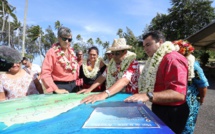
[112, 51, 123, 56]
[61, 37, 72, 42]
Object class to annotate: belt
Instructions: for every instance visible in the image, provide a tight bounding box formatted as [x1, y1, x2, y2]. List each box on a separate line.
[54, 81, 75, 84]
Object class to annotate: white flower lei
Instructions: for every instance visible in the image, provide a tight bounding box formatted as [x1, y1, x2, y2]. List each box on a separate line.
[186, 54, 195, 81]
[106, 51, 136, 89]
[53, 44, 78, 74]
[138, 41, 177, 93]
[82, 57, 102, 79]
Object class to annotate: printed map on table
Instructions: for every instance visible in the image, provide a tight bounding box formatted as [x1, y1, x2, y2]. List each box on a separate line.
[0, 93, 92, 127]
[83, 106, 160, 128]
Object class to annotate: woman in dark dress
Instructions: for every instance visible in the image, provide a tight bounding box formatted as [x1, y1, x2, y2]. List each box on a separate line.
[79, 46, 106, 92]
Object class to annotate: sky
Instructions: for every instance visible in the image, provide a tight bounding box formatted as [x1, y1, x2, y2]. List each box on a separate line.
[7, 0, 215, 65]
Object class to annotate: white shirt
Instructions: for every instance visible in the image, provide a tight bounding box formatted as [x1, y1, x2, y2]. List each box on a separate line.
[23, 63, 41, 78]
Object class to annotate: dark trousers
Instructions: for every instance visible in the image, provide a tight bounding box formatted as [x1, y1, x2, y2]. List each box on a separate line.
[54, 81, 76, 93]
[152, 102, 189, 134]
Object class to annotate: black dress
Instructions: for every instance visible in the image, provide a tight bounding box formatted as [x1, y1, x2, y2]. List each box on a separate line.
[79, 65, 106, 92]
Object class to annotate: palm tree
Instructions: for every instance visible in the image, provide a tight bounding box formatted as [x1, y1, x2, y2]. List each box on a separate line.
[103, 41, 109, 49]
[87, 38, 94, 47]
[42, 26, 57, 56]
[117, 28, 123, 38]
[96, 37, 103, 55]
[96, 37, 102, 46]
[55, 20, 62, 30]
[0, 0, 17, 44]
[76, 34, 84, 48]
[27, 25, 43, 64]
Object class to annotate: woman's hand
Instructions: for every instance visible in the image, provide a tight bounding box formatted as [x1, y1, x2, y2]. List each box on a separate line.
[54, 89, 69, 94]
[77, 89, 92, 94]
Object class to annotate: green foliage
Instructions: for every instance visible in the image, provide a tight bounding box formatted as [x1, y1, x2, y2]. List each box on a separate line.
[54, 20, 62, 30]
[41, 26, 57, 56]
[27, 25, 43, 41]
[116, 27, 146, 60]
[3, 0, 215, 63]
[200, 52, 210, 67]
[148, 0, 215, 41]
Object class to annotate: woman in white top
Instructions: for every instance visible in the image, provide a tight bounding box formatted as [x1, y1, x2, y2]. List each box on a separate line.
[0, 46, 43, 101]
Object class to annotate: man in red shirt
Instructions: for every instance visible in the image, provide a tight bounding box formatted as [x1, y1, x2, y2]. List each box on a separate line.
[125, 31, 189, 134]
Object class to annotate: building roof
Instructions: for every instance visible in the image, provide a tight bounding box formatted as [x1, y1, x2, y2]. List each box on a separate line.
[186, 21, 215, 50]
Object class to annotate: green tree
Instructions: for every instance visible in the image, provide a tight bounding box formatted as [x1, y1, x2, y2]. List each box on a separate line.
[118, 27, 146, 60]
[74, 34, 87, 53]
[102, 41, 109, 49]
[55, 20, 62, 30]
[117, 28, 123, 38]
[87, 38, 94, 46]
[0, 0, 17, 44]
[148, 0, 215, 41]
[41, 26, 57, 56]
[27, 25, 43, 63]
[96, 37, 102, 47]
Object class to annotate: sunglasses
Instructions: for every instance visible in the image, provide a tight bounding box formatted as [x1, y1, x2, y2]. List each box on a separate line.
[61, 37, 72, 42]
[112, 51, 123, 56]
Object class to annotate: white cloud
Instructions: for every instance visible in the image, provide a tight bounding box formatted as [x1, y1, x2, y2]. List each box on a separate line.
[83, 24, 113, 34]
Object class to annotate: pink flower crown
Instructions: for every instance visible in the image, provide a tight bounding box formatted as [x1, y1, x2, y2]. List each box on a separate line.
[173, 40, 194, 56]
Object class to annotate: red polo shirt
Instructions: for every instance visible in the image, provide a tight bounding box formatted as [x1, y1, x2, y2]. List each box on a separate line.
[154, 51, 188, 106]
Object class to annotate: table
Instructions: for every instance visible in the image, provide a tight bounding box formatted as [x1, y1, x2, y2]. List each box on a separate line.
[0, 93, 174, 134]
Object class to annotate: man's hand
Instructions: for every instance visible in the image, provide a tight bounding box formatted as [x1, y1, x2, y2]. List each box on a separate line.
[54, 89, 69, 94]
[81, 92, 108, 104]
[77, 89, 91, 94]
[124, 93, 149, 102]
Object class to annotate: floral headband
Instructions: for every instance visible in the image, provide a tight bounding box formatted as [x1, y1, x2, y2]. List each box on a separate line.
[173, 39, 194, 56]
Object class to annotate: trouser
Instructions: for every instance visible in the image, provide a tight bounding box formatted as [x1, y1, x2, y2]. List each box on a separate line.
[54, 81, 76, 93]
[152, 102, 189, 134]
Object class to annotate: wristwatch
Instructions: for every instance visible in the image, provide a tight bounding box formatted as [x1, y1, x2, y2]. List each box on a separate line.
[147, 92, 154, 102]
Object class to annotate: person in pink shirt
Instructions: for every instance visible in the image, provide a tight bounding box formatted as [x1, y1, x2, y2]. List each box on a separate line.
[41, 27, 79, 94]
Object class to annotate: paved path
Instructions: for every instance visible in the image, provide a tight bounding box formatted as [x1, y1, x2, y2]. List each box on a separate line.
[194, 78, 215, 134]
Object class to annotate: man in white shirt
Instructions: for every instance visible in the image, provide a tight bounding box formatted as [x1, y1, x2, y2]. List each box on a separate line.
[21, 57, 41, 79]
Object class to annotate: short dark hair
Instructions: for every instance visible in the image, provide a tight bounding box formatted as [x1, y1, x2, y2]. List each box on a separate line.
[142, 31, 166, 42]
[88, 46, 99, 55]
[22, 57, 29, 62]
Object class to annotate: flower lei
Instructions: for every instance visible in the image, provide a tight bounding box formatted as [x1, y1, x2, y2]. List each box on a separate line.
[173, 40, 195, 81]
[138, 41, 177, 93]
[106, 51, 136, 89]
[172, 40, 194, 56]
[53, 43, 78, 74]
[82, 57, 102, 79]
